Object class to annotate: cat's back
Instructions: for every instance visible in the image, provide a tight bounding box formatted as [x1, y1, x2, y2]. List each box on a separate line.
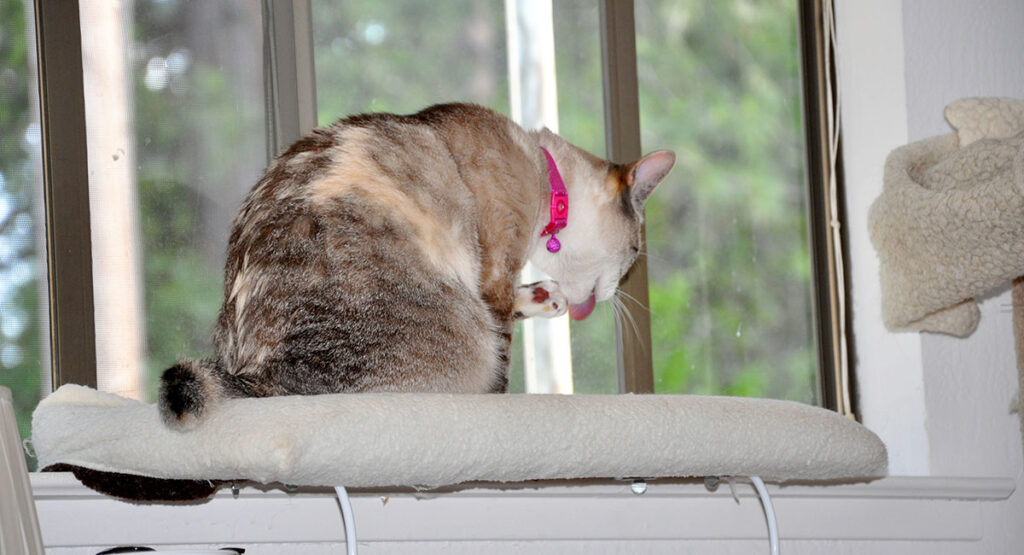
[216, 105, 533, 394]
[230, 106, 493, 299]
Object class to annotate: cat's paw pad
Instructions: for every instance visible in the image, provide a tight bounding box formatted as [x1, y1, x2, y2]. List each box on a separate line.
[514, 280, 568, 319]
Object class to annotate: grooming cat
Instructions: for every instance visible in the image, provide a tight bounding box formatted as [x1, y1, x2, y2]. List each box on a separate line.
[159, 103, 675, 430]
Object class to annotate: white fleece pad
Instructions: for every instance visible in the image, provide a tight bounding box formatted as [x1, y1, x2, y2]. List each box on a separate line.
[32, 385, 886, 488]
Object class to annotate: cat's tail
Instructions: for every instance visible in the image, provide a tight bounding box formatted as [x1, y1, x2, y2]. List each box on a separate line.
[158, 359, 255, 431]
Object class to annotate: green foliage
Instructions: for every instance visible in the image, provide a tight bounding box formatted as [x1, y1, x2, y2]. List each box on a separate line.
[562, 0, 817, 402]
[311, 0, 510, 122]
[130, 1, 266, 400]
[139, 183, 223, 393]
[637, 0, 816, 401]
[0, 0, 45, 467]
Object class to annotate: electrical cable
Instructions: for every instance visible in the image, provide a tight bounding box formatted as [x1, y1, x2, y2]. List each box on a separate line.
[749, 476, 780, 555]
[334, 486, 358, 555]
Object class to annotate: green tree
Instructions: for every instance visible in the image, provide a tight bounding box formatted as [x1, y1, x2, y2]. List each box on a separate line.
[0, 0, 47, 464]
[634, 0, 815, 401]
[545, 0, 816, 401]
[130, 1, 265, 397]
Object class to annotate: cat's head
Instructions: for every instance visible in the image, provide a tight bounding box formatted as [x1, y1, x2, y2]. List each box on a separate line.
[531, 131, 676, 320]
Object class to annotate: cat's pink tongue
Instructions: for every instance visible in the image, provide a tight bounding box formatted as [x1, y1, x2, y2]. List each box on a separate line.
[569, 293, 596, 321]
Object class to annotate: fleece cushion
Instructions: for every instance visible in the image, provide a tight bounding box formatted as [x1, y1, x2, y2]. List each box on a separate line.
[869, 97, 1024, 336]
[31, 384, 886, 500]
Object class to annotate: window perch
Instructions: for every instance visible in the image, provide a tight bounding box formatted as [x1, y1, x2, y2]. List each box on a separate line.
[31, 384, 885, 552]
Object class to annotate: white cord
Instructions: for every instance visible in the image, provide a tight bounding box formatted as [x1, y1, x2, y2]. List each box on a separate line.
[334, 486, 358, 555]
[749, 476, 779, 555]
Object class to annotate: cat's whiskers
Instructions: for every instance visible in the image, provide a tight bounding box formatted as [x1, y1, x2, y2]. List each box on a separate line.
[635, 248, 671, 265]
[611, 291, 643, 347]
[614, 288, 650, 314]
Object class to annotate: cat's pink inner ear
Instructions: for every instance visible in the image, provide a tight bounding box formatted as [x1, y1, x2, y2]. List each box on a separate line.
[629, 150, 676, 206]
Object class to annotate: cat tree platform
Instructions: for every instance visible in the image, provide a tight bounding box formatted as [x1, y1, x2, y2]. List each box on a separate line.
[32, 384, 886, 500]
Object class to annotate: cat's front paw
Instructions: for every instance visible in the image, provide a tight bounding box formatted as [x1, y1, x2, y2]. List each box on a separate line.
[514, 280, 568, 319]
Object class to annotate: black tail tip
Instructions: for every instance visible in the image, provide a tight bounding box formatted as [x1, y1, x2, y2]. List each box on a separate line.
[158, 361, 208, 431]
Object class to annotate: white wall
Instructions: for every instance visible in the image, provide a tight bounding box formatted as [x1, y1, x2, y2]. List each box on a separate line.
[835, 0, 929, 477]
[840, 0, 1024, 481]
[31, 1, 1024, 553]
[900, 0, 1024, 480]
[847, 0, 1024, 553]
[899, 2, 1024, 552]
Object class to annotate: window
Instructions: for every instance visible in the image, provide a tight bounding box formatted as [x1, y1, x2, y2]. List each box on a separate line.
[637, 0, 818, 401]
[80, 0, 267, 399]
[0, 0, 49, 466]
[5, 0, 847, 465]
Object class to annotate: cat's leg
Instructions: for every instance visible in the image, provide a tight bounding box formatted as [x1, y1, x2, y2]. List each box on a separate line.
[479, 271, 564, 392]
[513, 280, 568, 319]
[484, 281, 565, 393]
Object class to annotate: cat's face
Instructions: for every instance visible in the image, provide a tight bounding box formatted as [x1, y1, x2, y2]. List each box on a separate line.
[530, 136, 676, 320]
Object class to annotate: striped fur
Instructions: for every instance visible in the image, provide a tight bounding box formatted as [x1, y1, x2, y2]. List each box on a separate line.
[159, 103, 674, 430]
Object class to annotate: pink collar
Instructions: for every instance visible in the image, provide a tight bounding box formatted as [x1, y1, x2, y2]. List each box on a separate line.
[539, 147, 568, 253]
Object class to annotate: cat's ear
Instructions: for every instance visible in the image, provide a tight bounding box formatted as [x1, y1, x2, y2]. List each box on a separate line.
[626, 150, 676, 212]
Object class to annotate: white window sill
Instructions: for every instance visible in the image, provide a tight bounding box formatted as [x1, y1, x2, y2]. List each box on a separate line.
[31, 472, 1016, 547]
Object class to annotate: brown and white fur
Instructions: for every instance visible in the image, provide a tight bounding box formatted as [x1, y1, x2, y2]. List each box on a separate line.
[159, 103, 674, 430]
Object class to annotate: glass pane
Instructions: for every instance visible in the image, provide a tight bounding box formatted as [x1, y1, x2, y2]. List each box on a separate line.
[550, 0, 617, 394]
[312, 0, 509, 123]
[636, 0, 818, 403]
[80, 1, 266, 400]
[0, 0, 49, 469]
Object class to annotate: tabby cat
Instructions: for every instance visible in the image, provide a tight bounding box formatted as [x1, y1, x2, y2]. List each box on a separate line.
[159, 103, 675, 430]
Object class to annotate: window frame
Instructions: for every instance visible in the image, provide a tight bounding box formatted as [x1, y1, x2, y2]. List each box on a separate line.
[34, 0, 96, 389]
[795, 0, 850, 416]
[599, 0, 654, 395]
[32, 0, 849, 412]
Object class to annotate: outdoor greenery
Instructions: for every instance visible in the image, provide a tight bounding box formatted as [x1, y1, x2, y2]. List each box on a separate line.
[635, 0, 816, 401]
[0, 0, 46, 448]
[0, 0, 818, 458]
[129, 0, 265, 394]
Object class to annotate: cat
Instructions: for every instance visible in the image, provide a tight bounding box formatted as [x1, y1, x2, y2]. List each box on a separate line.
[159, 102, 675, 430]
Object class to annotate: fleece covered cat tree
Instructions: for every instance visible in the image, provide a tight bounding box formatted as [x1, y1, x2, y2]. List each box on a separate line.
[870, 97, 1024, 336]
[869, 97, 1024, 448]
